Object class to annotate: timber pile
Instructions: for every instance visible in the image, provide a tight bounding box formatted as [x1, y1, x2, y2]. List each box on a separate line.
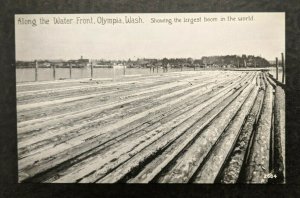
[16, 70, 285, 183]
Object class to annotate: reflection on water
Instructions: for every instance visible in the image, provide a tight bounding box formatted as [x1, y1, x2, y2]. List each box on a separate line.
[16, 67, 185, 82]
[17, 67, 283, 83]
[268, 67, 284, 83]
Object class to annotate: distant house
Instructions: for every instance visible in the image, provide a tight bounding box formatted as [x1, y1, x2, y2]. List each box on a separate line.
[67, 57, 89, 68]
[39, 60, 51, 67]
[193, 63, 201, 68]
[92, 60, 112, 68]
[16, 61, 35, 68]
[49, 60, 65, 67]
[136, 59, 150, 67]
[181, 63, 191, 67]
[134, 58, 160, 68]
[126, 62, 135, 68]
[78, 58, 89, 67]
[66, 60, 76, 67]
[154, 62, 162, 67]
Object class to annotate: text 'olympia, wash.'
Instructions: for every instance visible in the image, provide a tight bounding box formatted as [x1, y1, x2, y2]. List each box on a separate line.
[53, 16, 143, 25]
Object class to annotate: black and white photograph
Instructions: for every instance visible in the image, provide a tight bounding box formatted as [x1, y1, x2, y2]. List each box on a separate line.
[15, 12, 285, 184]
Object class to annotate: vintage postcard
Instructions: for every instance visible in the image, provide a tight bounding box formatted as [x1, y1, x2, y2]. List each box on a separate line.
[15, 12, 285, 183]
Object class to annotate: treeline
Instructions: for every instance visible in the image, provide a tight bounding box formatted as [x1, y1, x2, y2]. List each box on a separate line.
[16, 55, 271, 68]
[201, 55, 270, 67]
[127, 55, 270, 68]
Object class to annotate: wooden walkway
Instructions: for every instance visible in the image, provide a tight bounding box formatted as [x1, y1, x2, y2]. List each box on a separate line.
[17, 70, 285, 183]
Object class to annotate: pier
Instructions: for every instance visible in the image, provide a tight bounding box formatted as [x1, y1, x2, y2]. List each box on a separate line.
[17, 70, 285, 183]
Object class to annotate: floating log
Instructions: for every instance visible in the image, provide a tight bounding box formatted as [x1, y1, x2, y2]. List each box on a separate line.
[217, 74, 265, 183]
[276, 57, 278, 80]
[273, 85, 285, 183]
[281, 53, 285, 84]
[192, 84, 259, 183]
[35, 61, 38, 81]
[243, 75, 273, 183]
[52, 65, 56, 80]
[69, 63, 72, 79]
[157, 77, 255, 183]
[16, 70, 285, 183]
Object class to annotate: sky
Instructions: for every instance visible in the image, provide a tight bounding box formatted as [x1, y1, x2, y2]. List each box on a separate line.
[15, 13, 285, 61]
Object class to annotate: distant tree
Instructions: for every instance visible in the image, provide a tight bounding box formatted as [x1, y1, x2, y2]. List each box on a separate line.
[187, 57, 194, 65]
[162, 58, 168, 66]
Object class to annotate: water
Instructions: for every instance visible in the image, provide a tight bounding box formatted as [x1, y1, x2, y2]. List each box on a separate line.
[15, 67, 234, 83]
[268, 67, 284, 83]
[16, 67, 188, 83]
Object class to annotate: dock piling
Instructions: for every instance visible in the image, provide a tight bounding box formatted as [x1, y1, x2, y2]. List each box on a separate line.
[91, 62, 94, 79]
[69, 63, 72, 79]
[35, 60, 38, 81]
[281, 53, 285, 84]
[52, 64, 56, 80]
[275, 57, 278, 80]
[113, 66, 116, 81]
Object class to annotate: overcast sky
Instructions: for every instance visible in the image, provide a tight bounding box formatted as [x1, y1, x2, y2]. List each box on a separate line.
[15, 13, 285, 61]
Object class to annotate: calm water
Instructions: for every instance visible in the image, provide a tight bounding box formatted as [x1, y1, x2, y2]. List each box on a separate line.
[17, 67, 279, 83]
[268, 67, 284, 83]
[16, 67, 190, 82]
